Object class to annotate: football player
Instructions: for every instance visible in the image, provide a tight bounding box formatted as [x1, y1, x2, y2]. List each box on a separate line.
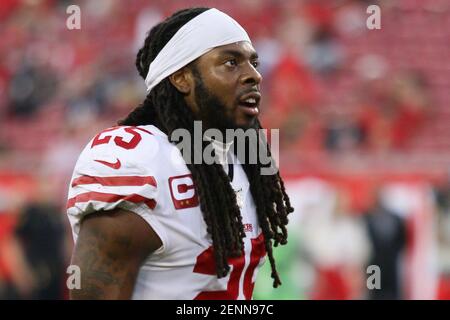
[67, 7, 293, 299]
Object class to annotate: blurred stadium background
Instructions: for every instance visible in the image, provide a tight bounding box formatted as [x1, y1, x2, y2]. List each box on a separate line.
[0, 0, 449, 300]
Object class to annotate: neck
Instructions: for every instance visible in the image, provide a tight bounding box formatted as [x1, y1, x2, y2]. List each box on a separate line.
[204, 134, 233, 165]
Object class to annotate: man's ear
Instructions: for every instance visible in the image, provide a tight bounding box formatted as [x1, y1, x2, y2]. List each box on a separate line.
[169, 68, 193, 95]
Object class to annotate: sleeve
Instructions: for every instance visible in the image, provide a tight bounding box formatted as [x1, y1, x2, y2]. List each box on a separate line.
[66, 126, 167, 253]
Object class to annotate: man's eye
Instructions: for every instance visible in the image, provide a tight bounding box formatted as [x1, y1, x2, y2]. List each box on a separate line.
[252, 61, 260, 68]
[225, 59, 237, 67]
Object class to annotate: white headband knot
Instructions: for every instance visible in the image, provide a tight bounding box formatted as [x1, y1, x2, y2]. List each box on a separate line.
[144, 8, 251, 93]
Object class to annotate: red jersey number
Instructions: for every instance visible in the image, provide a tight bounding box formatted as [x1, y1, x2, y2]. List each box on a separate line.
[91, 126, 152, 150]
[193, 233, 266, 300]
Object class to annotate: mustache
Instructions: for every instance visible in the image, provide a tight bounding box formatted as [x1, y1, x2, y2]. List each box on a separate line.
[236, 88, 260, 100]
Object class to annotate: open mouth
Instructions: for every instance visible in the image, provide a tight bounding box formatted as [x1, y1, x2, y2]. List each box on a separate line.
[238, 92, 261, 116]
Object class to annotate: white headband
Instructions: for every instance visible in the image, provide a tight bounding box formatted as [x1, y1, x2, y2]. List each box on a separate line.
[144, 8, 251, 93]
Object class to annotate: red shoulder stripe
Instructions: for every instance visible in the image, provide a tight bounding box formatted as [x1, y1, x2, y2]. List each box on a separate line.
[72, 175, 157, 188]
[67, 191, 156, 210]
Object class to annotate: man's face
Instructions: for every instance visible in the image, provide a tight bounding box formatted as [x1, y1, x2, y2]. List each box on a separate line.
[188, 41, 262, 131]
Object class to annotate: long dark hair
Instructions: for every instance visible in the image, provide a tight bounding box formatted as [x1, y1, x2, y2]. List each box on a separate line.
[119, 7, 293, 287]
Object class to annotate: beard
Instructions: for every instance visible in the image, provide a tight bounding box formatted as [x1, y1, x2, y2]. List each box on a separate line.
[192, 67, 257, 134]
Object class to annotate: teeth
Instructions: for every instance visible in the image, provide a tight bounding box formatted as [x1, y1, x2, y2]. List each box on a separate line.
[245, 98, 256, 104]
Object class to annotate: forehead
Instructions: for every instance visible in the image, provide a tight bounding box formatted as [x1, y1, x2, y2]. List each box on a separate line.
[199, 41, 258, 61]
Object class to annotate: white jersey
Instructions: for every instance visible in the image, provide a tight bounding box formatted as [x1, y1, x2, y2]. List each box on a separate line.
[67, 125, 266, 299]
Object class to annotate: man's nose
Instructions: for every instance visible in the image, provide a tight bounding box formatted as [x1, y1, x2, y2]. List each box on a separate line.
[240, 63, 262, 86]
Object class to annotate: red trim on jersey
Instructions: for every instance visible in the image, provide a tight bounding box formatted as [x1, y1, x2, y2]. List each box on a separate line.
[67, 191, 156, 210]
[133, 127, 153, 135]
[71, 175, 157, 188]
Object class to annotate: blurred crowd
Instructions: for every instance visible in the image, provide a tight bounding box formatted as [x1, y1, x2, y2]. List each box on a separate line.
[256, 175, 450, 300]
[0, 0, 449, 299]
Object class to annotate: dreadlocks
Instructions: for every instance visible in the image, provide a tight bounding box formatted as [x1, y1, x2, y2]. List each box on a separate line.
[119, 7, 293, 287]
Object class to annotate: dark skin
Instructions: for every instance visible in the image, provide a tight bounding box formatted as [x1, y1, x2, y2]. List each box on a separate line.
[70, 41, 262, 299]
[170, 41, 262, 129]
[70, 210, 161, 299]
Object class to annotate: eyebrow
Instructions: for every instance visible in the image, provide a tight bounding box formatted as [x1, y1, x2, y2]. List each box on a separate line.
[219, 49, 259, 60]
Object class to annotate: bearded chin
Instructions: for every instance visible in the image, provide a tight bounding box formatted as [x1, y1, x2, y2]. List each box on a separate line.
[193, 80, 257, 133]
